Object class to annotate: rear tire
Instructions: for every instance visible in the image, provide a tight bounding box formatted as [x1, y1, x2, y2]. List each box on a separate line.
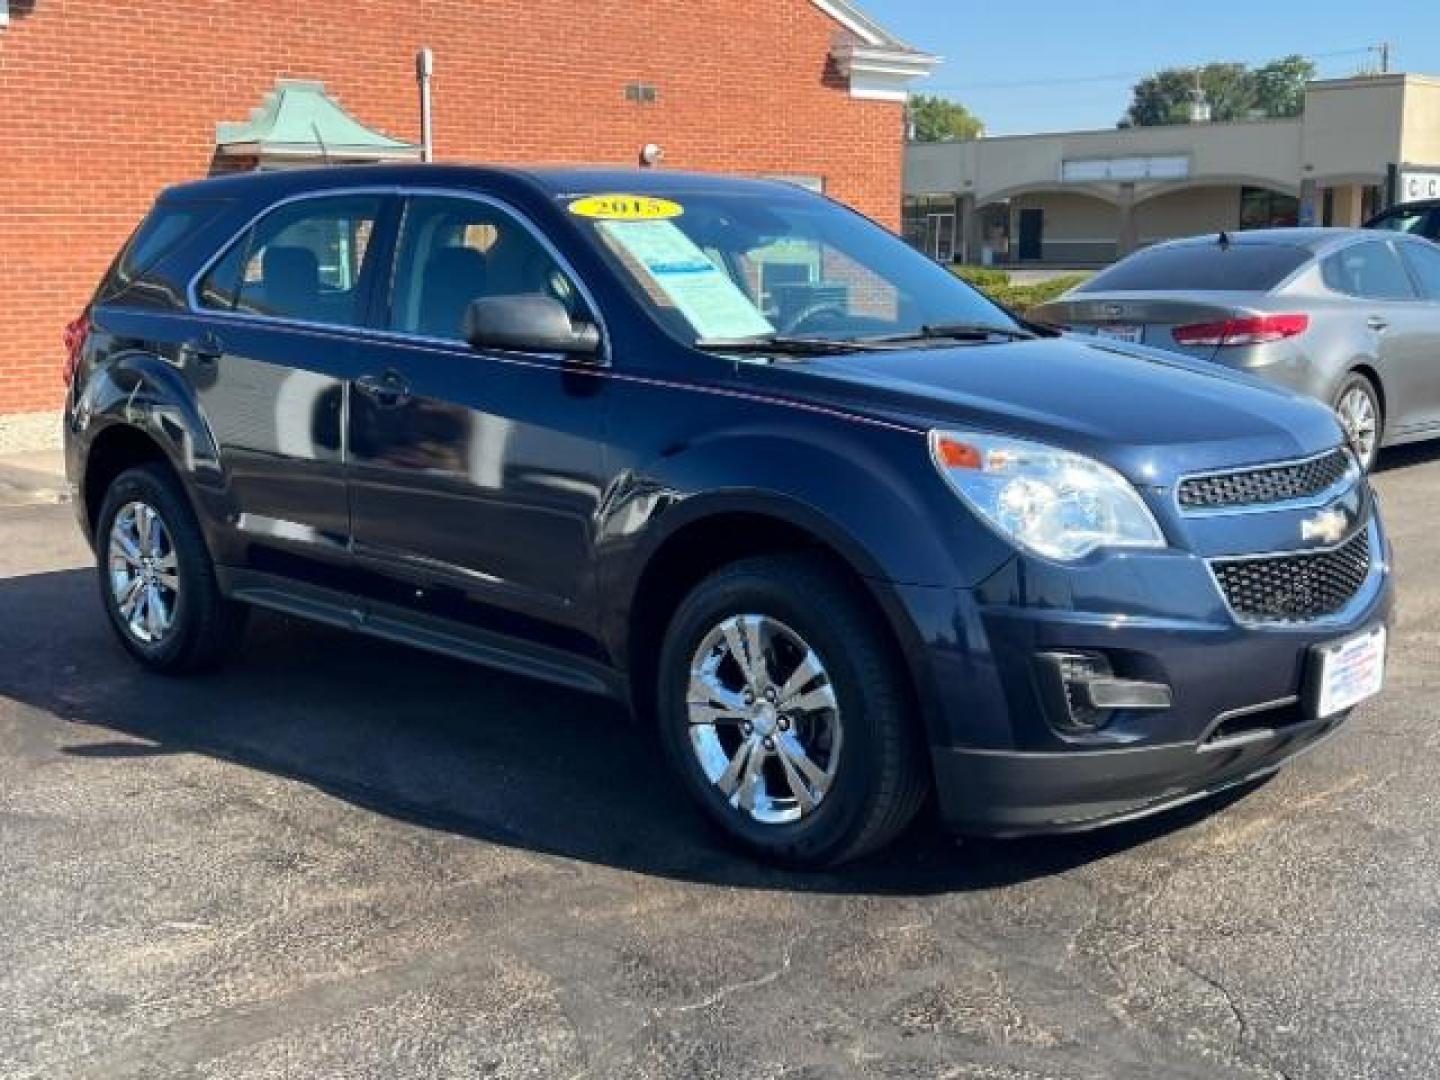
[95, 464, 246, 674]
[1333, 373, 1383, 471]
[657, 554, 929, 868]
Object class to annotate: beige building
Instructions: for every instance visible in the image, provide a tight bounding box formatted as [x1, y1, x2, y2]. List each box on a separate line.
[904, 73, 1440, 265]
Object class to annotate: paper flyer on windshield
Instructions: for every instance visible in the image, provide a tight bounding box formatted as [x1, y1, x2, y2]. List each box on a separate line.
[597, 220, 775, 340]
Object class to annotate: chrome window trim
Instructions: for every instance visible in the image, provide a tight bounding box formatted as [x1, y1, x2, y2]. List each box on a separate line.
[183, 183, 612, 366]
[1174, 446, 1360, 517]
[1203, 516, 1384, 628]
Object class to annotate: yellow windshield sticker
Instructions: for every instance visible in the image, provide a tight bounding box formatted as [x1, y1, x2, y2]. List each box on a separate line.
[568, 194, 684, 221]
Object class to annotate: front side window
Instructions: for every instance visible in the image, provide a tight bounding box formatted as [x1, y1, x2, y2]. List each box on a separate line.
[388, 195, 585, 341]
[1322, 241, 1417, 301]
[198, 195, 384, 327]
[565, 189, 1015, 346]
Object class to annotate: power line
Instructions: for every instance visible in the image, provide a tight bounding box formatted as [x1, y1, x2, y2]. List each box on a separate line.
[922, 47, 1376, 94]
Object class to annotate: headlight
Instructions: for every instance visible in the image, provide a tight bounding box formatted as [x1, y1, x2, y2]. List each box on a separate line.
[928, 430, 1165, 561]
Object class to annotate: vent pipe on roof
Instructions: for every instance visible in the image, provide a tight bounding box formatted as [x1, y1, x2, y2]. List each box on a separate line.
[416, 48, 435, 162]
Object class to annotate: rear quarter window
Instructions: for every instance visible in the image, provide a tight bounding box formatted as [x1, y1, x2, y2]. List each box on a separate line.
[97, 201, 223, 305]
[1077, 242, 1311, 292]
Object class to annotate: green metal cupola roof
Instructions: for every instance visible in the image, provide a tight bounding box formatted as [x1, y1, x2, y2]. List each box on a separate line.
[216, 79, 420, 164]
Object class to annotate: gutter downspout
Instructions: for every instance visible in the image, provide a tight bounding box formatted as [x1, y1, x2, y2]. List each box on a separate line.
[416, 47, 434, 163]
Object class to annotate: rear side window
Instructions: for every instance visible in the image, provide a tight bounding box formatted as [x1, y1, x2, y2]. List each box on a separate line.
[1076, 242, 1311, 293]
[1400, 242, 1440, 299]
[198, 195, 384, 327]
[97, 201, 221, 304]
[1321, 241, 1417, 300]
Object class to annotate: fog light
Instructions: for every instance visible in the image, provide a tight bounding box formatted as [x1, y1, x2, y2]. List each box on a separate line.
[1037, 651, 1172, 732]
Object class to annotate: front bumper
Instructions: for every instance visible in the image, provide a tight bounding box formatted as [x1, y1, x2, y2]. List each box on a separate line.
[894, 513, 1394, 837]
[934, 708, 1349, 836]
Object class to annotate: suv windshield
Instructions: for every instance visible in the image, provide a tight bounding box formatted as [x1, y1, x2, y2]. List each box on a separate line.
[1369, 207, 1435, 235]
[562, 189, 1018, 347]
[1076, 241, 1311, 293]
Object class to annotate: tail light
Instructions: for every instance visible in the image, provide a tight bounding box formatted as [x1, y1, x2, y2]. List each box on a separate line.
[1172, 313, 1309, 348]
[62, 312, 90, 385]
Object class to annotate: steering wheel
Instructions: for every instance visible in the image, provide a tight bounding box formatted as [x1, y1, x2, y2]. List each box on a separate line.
[782, 301, 849, 335]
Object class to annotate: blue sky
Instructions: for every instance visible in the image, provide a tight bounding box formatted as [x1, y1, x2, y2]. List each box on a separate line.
[867, 0, 1440, 135]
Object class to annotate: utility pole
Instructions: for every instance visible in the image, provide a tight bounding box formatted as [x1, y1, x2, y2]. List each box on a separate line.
[1368, 42, 1393, 75]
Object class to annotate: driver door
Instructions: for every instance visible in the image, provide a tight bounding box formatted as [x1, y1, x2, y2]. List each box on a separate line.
[346, 192, 609, 638]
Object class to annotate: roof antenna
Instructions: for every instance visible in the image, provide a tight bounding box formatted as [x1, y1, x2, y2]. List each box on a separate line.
[1217, 229, 1231, 249]
[312, 121, 332, 166]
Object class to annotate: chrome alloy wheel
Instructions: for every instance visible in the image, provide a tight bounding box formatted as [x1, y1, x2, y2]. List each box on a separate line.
[1337, 386, 1379, 467]
[686, 614, 842, 826]
[108, 500, 180, 645]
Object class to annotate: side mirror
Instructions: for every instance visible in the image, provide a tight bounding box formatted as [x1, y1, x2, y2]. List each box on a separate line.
[463, 295, 601, 357]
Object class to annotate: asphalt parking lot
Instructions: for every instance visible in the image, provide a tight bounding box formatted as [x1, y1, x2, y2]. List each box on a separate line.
[2, 447, 1439, 1080]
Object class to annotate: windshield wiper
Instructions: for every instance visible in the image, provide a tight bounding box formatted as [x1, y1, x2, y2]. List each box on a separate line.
[694, 334, 897, 357]
[862, 322, 1039, 345]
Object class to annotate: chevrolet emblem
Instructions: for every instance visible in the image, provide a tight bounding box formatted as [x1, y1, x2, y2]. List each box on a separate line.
[1301, 507, 1349, 546]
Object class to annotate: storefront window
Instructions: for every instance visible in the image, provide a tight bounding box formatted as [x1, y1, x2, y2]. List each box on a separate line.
[1240, 187, 1300, 230]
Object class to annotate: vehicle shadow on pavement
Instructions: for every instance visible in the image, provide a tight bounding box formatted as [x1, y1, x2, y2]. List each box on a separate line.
[1375, 441, 1440, 474]
[0, 567, 1262, 898]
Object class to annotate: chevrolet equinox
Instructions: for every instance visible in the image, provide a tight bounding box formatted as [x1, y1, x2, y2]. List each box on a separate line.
[63, 166, 1393, 866]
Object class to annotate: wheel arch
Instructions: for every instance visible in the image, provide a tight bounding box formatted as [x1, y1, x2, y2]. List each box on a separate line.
[74, 348, 228, 549]
[1345, 362, 1386, 421]
[81, 423, 178, 533]
[620, 494, 941, 747]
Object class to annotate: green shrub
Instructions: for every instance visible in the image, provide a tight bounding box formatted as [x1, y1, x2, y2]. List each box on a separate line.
[975, 274, 1090, 316]
[949, 265, 1011, 289]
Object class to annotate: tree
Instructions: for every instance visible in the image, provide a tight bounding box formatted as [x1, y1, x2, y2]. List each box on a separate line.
[908, 95, 984, 142]
[1119, 55, 1317, 128]
[1251, 55, 1317, 119]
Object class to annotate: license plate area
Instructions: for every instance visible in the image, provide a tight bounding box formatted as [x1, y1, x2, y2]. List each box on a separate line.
[1094, 324, 1143, 344]
[1307, 625, 1387, 720]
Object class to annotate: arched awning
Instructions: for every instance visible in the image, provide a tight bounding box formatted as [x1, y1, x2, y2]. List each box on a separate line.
[216, 79, 420, 166]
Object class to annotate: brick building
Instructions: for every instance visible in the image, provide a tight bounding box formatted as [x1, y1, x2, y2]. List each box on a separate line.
[0, 0, 935, 443]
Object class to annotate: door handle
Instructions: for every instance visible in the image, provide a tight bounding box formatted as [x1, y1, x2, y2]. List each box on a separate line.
[355, 370, 411, 408]
[181, 332, 223, 365]
[1367, 315, 1390, 333]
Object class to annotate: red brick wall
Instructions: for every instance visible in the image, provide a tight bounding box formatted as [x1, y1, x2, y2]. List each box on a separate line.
[0, 1, 904, 416]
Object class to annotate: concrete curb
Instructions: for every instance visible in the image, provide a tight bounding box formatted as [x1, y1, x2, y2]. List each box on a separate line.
[0, 411, 62, 455]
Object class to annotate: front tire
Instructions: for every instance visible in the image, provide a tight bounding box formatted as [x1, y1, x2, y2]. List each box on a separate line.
[1334, 373, 1383, 471]
[657, 554, 929, 868]
[95, 464, 246, 674]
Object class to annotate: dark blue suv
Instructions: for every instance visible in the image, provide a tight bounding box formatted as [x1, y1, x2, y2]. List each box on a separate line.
[64, 165, 1392, 866]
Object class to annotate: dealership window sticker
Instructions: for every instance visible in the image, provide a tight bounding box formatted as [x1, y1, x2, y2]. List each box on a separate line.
[597, 218, 775, 340]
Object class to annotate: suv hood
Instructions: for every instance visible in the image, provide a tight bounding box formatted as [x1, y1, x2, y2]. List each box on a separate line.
[746, 336, 1343, 484]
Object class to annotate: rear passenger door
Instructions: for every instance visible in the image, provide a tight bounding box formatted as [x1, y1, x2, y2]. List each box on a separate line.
[1395, 240, 1440, 432]
[193, 193, 396, 567]
[346, 192, 609, 642]
[1322, 239, 1433, 435]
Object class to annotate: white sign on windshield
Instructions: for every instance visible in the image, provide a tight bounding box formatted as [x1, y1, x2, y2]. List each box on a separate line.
[598, 220, 774, 340]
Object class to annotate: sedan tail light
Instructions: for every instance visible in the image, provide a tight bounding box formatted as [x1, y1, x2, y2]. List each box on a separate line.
[62, 312, 90, 385]
[1172, 313, 1309, 348]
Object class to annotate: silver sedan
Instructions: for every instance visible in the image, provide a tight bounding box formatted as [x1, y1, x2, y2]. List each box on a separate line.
[1033, 228, 1440, 469]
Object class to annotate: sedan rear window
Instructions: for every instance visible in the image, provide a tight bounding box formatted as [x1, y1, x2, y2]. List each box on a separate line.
[1076, 242, 1311, 293]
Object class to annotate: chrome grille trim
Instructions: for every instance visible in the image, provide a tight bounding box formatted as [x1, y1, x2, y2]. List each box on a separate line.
[1176, 447, 1358, 515]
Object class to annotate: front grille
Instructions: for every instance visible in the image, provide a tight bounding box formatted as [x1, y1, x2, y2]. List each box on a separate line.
[1211, 527, 1372, 623]
[1178, 448, 1353, 511]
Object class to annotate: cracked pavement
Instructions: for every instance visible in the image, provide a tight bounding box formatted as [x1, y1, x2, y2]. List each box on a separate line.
[1, 444, 1438, 1078]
